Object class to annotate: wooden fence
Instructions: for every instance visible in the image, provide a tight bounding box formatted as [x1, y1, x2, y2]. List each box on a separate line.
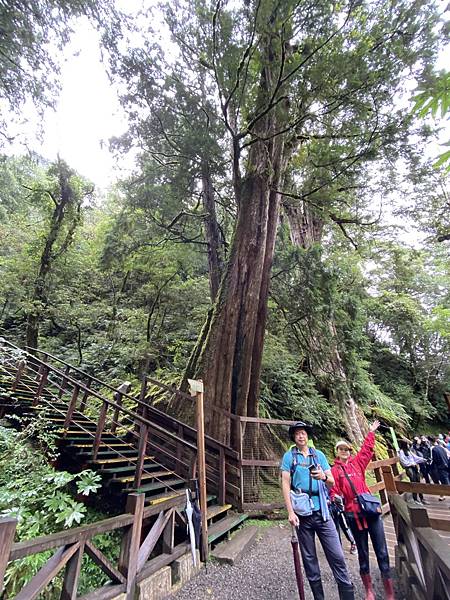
[0, 493, 189, 600]
[388, 494, 450, 599]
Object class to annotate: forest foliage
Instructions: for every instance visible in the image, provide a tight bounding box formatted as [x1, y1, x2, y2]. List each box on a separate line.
[0, 0, 449, 444]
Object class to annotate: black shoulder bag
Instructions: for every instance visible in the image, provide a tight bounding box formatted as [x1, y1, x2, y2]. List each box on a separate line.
[339, 465, 382, 517]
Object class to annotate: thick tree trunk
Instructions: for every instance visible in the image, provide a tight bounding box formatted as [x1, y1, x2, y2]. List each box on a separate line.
[201, 160, 224, 301]
[184, 4, 291, 442]
[284, 201, 366, 444]
[190, 110, 287, 441]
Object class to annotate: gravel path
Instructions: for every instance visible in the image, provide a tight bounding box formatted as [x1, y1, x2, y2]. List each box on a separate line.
[166, 523, 404, 600]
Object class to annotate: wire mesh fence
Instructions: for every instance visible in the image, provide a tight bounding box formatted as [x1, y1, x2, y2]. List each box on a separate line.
[239, 417, 295, 509]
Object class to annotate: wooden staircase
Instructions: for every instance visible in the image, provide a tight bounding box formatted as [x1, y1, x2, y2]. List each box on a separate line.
[0, 365, 185, 507]
[0, 341, 247, 548]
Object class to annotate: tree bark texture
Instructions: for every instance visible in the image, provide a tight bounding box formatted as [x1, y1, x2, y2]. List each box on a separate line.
[197, 157, 284, 442]
[284, 200, 366, 444]
[201, 160, 224, 301]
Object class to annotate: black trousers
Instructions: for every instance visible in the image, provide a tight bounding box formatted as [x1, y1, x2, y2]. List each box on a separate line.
[419, 462, 430, 484]
[296, 512, 354, 590]
[431, 467, 449, 485]
[346, 513, 391, 579]
[405, 466, 423, 501]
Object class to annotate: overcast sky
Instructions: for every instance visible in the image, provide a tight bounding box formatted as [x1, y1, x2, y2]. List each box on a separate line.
[6, 3, 450, 192]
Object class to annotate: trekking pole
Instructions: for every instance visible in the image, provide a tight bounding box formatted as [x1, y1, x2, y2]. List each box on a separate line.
[290, 525, 305, 600]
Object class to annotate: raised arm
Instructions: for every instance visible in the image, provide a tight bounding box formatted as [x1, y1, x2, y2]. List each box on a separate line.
[354, 420, 378, 470]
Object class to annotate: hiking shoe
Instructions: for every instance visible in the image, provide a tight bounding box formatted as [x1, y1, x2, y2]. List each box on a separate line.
[350, 543, 357, 555]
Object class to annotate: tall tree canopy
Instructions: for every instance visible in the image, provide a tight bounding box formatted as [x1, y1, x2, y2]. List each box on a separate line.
[111, 0, 443, 442]
[0, 0, 448, 446]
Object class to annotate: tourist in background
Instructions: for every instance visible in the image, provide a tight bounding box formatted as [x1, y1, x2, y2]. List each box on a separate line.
[398, 440, 426, 504]
[430, 437, 449, 500]
[417, 436, 432, 483]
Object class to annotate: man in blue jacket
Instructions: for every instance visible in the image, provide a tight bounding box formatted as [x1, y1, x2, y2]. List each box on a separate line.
[281, 421, 355, 600]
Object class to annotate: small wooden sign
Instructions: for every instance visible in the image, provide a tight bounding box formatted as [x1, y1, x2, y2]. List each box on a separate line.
[188, 379, 204, 395]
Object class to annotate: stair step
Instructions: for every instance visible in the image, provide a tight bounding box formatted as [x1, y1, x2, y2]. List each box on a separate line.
[71, 443, 132, 449]
[77, 449, 140, 458]
[210, 525, 258, 564]
[39, 413, 94, 422]
[207, 504, 232, 521]
[129, 477, 186, 494]
[100, 462, 160, 474]
[93, 456, 154, 465]
[207, 513, 248, 544]
[145, 491, 185, 506]
[55, 430, 119, 438]
[116, 470, 175, 484]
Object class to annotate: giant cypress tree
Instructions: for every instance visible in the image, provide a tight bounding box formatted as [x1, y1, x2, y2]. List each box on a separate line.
[117, 0, 441, 442]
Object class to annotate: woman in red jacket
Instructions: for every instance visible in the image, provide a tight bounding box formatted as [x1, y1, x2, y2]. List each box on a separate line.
[331, 421, 394, 600]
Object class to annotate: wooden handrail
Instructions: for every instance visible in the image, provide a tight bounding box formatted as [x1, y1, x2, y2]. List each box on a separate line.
[389, 493, 450, 594]
[3, 349, 197, 454]
[27, 345, 194, 403]
[1, 493, 187, 599]
[21, 341, 236, 455]
[9, 494, 186, 561]
[368, 456, 399, 469]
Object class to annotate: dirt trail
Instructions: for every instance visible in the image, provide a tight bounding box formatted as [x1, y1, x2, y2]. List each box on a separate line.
[166, 523, 403, 600]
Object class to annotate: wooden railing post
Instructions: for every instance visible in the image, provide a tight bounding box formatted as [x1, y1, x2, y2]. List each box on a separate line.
[382, 465, 398, 494]
[219, 447, 226, 505]
[374, 465, 388, 509]
[12, 359, 27, 392]
[60, 541, 85, 600]
[176, 423, 183, 477]
[133, 409, 149, 490]
[237, 418, 244, 511]
[111, 382, 131, 434]
[58, 365, 71, 399]
[0, 517, 17, 595]
[188, 379, 208, 562]
[92, 401, 108, 461]
[33, 366, 49, 406]
[119, 494, 145, 599]
[388, 449, 400, 478]
[162, 510, 175, 555]
[78, 377, 92, 413]
[64, 385, 80, 429]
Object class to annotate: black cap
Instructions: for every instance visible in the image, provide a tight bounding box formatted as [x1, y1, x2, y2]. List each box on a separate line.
[288, 421, 313, 441]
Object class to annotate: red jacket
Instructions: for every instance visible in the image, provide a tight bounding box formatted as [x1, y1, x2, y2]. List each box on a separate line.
[330, 432, 375, 514]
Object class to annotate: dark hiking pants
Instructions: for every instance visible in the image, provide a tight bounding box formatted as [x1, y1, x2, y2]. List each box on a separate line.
[296, 511, 354, 590]
[419, 463, 430, 484]
[347, 513, 390, 579]
[431, 467, 449, 485]
[406, 466, 423, 501]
